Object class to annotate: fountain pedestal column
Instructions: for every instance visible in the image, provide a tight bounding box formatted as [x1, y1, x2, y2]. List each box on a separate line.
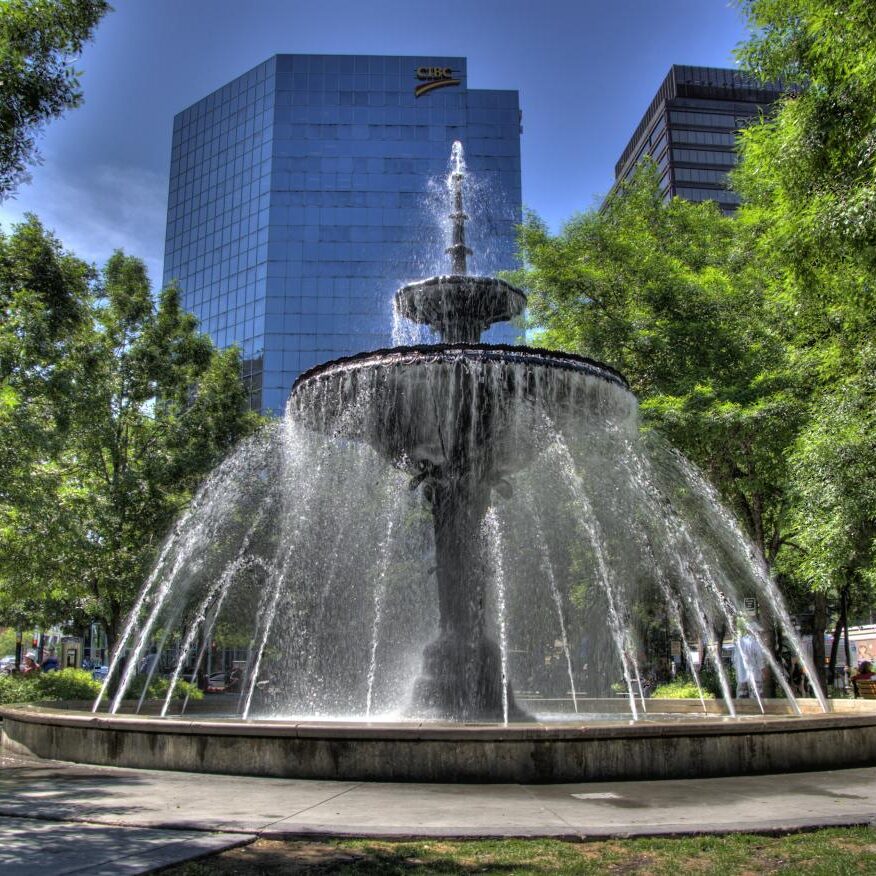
[411, 474, 522, 722]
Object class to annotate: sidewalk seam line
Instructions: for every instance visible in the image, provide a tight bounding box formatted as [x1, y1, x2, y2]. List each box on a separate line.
[517, 785, 582, 836]
[255, 782, 364, 832]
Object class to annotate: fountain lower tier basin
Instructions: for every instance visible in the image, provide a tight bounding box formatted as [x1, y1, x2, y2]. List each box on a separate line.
[4, 701, 876, 783]
[290, 344, 634, 475]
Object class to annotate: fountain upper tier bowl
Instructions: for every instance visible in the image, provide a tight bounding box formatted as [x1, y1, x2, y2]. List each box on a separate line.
[395, 276, 526, 343]
[291, 343, 635, 478]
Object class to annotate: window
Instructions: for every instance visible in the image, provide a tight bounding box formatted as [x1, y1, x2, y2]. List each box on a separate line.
[672, 148, 737, 166]
[670, 110, 736, 129]
[672, 129, 736, 147]
[676, 186, 741, 205]
[675, 167, 729, 184]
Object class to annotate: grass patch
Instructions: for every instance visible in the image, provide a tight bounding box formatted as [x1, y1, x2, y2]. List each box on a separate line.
[166, 827, 876, 874]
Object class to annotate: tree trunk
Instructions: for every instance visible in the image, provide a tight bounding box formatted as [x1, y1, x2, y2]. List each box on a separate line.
[196, 631, 207, 691]
[842, 585, 852, 686]
[812, 592, 828, 695]
[828, 610, 843, 686]
[827, 584, 852, 689]
[761, 621, 777, 698]
[104, 610, 123, 699]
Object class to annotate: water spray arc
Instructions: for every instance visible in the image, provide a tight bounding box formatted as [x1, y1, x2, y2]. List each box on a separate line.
[96, 141, 826, 726]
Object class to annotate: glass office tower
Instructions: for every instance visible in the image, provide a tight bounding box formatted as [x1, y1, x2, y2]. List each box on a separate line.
[605, 65, 783, 214]
[163, 54, 522, 413]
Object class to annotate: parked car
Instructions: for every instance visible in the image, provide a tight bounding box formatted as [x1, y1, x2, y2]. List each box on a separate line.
[0, 655, 17, 675]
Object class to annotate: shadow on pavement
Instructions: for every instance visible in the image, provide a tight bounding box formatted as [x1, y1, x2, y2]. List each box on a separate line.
[163, 839, 527, 874]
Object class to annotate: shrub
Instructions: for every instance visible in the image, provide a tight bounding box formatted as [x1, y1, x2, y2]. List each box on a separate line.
[700, 666, 735, 699]
[124, 674, 204, 702]
[0, 673, 36, 705]
[652, 676, 716, 699]
[0, 668, 101, 705]
[33, 668, 101, 701]
[0, 668, 203, 705]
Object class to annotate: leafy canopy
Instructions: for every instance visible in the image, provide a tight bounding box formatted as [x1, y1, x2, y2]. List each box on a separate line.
[0, 216, 263, 640]
[507, 164, 798, 564]
[0, 0, 110, 198]
[734, 0, 876, 605]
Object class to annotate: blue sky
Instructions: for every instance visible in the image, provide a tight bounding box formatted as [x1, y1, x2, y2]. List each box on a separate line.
[0, 0, 749, 285]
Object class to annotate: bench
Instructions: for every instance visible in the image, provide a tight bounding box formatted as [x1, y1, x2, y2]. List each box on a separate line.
[855, 678, 876, 699]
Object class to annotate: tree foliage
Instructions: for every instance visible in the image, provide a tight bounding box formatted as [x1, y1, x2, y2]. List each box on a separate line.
[0, 0, 110, 198]
[0, 216, 93, 627]
[734, 0, 876, 613]
[508, 164, 799, 565]
[0, 217, 262, 643]
[504, 1, 876, 687]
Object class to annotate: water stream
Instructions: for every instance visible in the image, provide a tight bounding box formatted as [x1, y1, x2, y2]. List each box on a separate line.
[484, 507, 511, 726]
[94, 141, 825, 725]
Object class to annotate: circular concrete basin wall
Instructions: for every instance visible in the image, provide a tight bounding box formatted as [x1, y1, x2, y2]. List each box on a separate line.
[3, 701, 876, 782]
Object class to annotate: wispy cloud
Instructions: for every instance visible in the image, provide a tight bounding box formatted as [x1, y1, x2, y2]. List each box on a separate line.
[0, 163, 168, 289]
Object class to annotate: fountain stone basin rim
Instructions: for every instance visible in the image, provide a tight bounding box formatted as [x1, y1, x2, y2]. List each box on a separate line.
[291, 343, 630, 392]
[290, 343, 635, 476]
[4, 702, 876, 783]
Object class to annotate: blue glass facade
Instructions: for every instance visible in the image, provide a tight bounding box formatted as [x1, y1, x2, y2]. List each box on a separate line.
[163, 54, 522, 413]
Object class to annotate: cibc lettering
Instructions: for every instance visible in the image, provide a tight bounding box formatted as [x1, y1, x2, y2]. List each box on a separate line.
[416, 67, 453, 80]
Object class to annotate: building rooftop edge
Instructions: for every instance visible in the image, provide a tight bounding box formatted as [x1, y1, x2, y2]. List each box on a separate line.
[172, 53, 496, 121]
[613, 64, 787, 180]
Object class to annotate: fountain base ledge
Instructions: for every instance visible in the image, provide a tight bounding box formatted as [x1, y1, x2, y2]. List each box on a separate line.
[3, 701, 876, 783]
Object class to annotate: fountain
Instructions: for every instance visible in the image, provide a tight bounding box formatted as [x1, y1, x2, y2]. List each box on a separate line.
[291, 141, 632, 722]
[3, 142, 876, 782]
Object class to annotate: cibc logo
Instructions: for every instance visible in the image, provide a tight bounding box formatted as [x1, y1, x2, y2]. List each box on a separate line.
[414, 66, 461, 98]
[416, 67, 453, 80]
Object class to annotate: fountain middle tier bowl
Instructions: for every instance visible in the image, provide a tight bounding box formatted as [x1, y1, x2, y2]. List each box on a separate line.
[395, 276, 527, 342]
[290, 344, 636, 476]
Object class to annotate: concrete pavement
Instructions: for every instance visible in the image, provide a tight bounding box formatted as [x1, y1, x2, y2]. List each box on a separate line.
[0, 816, 254, 876]
[2, 749, 875, 844]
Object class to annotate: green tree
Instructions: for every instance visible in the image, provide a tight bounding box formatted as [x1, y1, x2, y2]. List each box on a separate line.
[0, 218, 262, 646]
[734, 0, 876, 679]
[508, 164, 800, 568]
[0, 0, 110, 198]
[0, 216, 93, 630]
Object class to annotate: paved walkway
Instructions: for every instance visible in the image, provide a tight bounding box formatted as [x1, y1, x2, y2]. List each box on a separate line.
[2, 749, 876, 844]
[0, 816, 253, 876]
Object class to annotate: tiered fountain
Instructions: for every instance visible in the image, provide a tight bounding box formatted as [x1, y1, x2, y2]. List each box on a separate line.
[292, 142, 630, 722]
[3, 142, 875, 782]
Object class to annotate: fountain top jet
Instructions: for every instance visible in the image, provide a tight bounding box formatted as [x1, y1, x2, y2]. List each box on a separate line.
[446, 140, 472, 276]
[394, 141, 526, 344]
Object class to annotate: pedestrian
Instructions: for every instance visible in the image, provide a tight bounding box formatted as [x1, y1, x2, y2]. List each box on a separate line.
[138, 645, 159, 675]
[41, 649, 60, 672]
[852, 660, 873, 681]
[851, 660, 873, 698]
[21, 655, 40, 675]
[225, 666, 242, 693]
[789, 657, 805, 697]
